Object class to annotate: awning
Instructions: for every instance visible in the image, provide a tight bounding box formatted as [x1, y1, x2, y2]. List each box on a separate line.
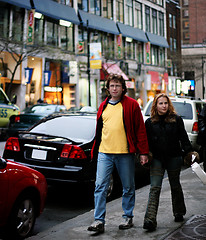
[0, 0, 31, 9]
[146, 32, 169, 48]
[78, 10, 119, 35]
[32, 0, 80, 25]
[117, 22, 148, 42]
[148, 71, 160, 84]
[101, 63, 129, 81]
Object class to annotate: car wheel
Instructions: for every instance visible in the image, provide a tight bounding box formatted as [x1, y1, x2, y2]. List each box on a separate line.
[8, 194, 36, 239]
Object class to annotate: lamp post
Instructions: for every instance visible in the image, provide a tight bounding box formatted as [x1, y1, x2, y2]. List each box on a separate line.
[202, 56, 205, 99]
[87, 20, 91, 106]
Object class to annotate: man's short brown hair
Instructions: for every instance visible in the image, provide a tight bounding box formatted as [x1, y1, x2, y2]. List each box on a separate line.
[106, 74, 127, 96]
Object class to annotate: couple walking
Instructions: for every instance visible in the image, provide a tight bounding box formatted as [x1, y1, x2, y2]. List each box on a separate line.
[88, 74, 195, 233]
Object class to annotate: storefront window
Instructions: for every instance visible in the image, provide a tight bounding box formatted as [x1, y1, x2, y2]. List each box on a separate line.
[47, 20, 59, 47]
[159, 48, 165, 66]
[0, 4, 9, 38]
[136, 42, 143, 63]
[78, 28, 88, 54]
[12, 7, 24, 42]
[60, 25, 74, 52]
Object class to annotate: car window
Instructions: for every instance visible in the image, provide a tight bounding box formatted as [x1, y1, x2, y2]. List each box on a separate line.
[30, 116, 96, 141]
[196, 103, 205, 115]
[0, 89, 9, 104]
[172, 102, 193, 119]
[144, 101, 193, 119]
[24, 105, 57, 114]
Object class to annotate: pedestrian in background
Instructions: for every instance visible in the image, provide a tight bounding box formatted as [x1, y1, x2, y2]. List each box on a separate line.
[197, 104, 206, 172]
[143, 93, 194, 231]
[88, 74, 149, 234]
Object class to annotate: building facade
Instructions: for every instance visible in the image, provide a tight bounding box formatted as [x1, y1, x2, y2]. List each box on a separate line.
[178, 0, 206, 99]
[0, 0, 170, 110]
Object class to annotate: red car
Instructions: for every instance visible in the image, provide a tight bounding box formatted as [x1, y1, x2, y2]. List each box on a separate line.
[0, 157, 47, 239]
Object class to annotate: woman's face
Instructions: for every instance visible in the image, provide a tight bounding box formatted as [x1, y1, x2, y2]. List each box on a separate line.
[156, 96, 169, 115]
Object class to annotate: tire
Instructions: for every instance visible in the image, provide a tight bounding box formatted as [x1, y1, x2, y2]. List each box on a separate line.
[7, 193, 37, 239]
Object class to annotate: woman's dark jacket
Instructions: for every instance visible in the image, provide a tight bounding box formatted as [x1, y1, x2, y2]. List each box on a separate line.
[145, 114, 192, 161]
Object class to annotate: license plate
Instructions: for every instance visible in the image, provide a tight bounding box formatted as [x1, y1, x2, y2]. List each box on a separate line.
[32, 149, 47, 160]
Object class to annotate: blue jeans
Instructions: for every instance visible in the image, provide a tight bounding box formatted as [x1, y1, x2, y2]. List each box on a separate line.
[94, 152, 135, 223]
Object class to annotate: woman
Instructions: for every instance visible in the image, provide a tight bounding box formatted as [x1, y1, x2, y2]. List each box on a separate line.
[143, 93, 193, 231]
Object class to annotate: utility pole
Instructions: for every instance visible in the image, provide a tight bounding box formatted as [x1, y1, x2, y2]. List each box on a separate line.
[202, 56, 205, 99]
[87, 20, 91, 106]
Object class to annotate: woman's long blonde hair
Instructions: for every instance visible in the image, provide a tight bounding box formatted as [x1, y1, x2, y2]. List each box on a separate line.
[150, 93, 176, 122]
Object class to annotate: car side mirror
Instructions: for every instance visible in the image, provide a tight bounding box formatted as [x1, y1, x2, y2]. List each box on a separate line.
[11, 94, 17, 104]
[0, 157, 7, 169]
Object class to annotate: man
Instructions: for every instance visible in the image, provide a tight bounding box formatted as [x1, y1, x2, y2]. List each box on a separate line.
[198, 104, 206, 172]
[87, 74, 149, 233]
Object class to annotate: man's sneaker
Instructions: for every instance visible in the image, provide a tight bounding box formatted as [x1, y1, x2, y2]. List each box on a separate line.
[87, 220, 105, 233]
[119, 217, 133, 230]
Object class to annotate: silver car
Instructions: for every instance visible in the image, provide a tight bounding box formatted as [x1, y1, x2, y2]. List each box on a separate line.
[142, 97, 206, 151]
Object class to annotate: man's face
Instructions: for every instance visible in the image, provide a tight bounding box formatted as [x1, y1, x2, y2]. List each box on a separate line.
[108, 79, 124, 101]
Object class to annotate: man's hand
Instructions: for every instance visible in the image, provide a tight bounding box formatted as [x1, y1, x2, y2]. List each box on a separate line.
[139, 154, 149, 166]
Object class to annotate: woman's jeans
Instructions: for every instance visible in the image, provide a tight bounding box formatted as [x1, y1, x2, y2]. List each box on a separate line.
[144, 156, 186, 226]
[94, 152, 135, 223]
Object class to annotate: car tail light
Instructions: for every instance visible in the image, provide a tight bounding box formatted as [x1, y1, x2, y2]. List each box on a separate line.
[5, 137, 20, 151]
[60, 144, 87, 159]
[14, 115, 20, 123]
[192, 121, 199, 133]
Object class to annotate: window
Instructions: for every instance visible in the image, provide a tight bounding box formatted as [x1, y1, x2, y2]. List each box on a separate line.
[102, 34, 114, 59]
[159, 12, 164, 36]
[183, 32, 190, 40]
[60, 0, 73, 7]
[183, 20, 189, 29]
[34, 18, 44, 44]
[125, 0, 133, 26]
[60, 25, 74, 51]
[183, 10, 189, 17]
[159, 48, 165, 66]
[78, 28, 88, 54]
[116, 0, 124, 23]
[151, 45, 158, 65]
[47, 20, 59, 47]
[102, 0, 113, 19]
[136, 42, 143, 63]
[173, 38, 177, 51]
[0, 4, 9, 38]
[183, 0, 188, 6]
[152, 9, 157, 34]
[145, 6, 150, 32]
[90, 0, 101, 15]
[126, 40, 135, 59]
[169, 13, 172, 28]
[134, 1, 142, 29]
[12, 7, 24, 42]
[173, 15, 176, 29]
[170, 37, 173, 51]
[78, 0, 88, 11]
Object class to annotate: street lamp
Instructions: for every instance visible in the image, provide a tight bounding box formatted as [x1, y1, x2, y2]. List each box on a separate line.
[87, 20, 91, 106]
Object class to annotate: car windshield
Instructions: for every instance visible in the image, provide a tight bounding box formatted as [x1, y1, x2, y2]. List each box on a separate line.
[24, 105, 57, 114]
[30, 116, 96, 142]
[145, 101, 193, 119]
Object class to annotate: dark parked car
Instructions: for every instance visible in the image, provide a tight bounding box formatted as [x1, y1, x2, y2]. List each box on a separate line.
[7, 103, 66, 138]
[3, 112, 150, 198]
[0, 157, 47, 239]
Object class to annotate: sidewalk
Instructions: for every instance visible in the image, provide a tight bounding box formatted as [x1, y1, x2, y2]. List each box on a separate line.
[28, 165, 206, 240]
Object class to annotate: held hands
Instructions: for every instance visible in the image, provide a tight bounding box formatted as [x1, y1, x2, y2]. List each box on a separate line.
[139, 154, 149, 166]
[184, 151, 200, 166]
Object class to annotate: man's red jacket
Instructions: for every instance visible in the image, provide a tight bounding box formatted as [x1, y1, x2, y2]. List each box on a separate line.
[91, 95, 149, 160]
